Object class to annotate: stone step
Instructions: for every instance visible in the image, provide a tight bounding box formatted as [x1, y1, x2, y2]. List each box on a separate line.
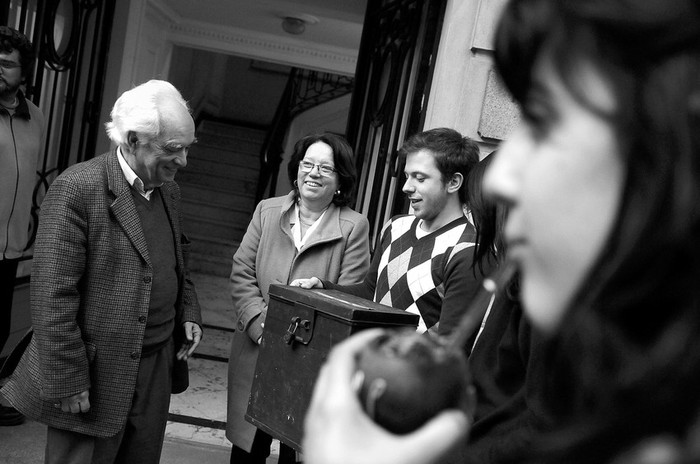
[182, 196, 255, 223]
[196, 121, 267, 152]
[189, 252, 232, 278]
[180, 185, 256, 210]
[188, 272, 234, 327]
[186, 146, 259, 169]
[188, 235, 239, 278]
[190, 235, 239, 259]
[177, 168, 258, 194]
[197, 119, 264, 136]
[183, 212, 248, 242]
[179, 120, 264, 277]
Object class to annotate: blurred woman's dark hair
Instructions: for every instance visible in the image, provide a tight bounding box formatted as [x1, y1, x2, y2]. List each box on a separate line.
[466, 152, 507, 277]
[494, 0, 700, 462]
[287, 132, 357, 207]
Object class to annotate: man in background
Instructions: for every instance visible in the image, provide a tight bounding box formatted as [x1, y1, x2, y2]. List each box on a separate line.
[0, 26, 45, 427]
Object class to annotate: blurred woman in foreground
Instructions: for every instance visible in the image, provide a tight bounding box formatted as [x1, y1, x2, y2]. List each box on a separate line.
[302, 0, 700, 463]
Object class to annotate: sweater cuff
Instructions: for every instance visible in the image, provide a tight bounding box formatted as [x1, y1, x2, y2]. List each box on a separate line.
[246, 314, 264, 343]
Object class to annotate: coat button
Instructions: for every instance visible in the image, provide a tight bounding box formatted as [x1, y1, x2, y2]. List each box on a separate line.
[143, 276, 151, 283]
[138, 316, 147, 323]
[130, 351, 140, 360]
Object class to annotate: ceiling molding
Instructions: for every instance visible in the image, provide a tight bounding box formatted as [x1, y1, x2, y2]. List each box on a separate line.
[147, 0, 180, 25]
[167, 20, 357, 76]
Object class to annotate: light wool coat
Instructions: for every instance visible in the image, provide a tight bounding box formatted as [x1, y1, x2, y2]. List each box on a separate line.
[2, 150, 202, 438]
[226, 191, 370, 451]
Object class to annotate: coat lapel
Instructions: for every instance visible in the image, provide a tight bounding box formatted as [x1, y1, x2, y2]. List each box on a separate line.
[302, 204, 344, 249]
[278, 191, 344, 247]
[106, 150, 150, 265]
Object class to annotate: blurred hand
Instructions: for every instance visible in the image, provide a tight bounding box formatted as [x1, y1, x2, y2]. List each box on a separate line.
[303, 329, 471, 464]
[177, 321, 202, 360]
[55, 390, 90, 414]
[289, 277, 323, 289]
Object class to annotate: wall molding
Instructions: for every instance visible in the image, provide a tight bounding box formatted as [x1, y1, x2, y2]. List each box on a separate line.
[147, 0, 358, 76]
[168, 21, 357, 75]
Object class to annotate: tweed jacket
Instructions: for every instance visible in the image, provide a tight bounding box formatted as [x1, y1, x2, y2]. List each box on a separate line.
[226, 191, 370, 451]
[1, 150, 202, 438]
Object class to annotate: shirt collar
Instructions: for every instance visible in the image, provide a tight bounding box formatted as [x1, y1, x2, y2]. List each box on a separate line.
[117, 147, 153, 200]
[15, 90, 31, 118]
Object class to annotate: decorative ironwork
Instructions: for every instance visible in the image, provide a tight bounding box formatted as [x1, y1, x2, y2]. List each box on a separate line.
[289, 71, 354, 119]
[347, 0, 447, 249]
[256, 69, 354, 203]
[3, 0, 115, 274]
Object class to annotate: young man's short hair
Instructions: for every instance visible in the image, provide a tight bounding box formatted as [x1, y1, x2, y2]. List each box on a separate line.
[399, 127, 480, 203]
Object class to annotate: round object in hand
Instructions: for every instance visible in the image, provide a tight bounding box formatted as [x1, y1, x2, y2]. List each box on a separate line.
[356, 329, 471, 434]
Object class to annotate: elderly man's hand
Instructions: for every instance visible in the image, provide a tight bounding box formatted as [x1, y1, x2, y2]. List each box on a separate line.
[54, 390, 91, 414]
[176, 322, 202, 360]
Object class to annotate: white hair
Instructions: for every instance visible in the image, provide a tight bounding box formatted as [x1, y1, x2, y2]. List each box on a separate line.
[105, 79, 191, 145]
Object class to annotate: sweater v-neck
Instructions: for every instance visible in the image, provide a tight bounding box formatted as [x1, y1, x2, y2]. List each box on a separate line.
[413, 215, 469, 240]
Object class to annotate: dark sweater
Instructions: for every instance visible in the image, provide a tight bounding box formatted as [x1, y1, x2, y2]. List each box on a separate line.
[461, 294, 550, 464]
[324, 214, 480, 336]
[132, 188, 177, 352]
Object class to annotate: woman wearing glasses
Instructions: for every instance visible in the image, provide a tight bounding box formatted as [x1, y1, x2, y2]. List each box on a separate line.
[226, 132, 370, 464]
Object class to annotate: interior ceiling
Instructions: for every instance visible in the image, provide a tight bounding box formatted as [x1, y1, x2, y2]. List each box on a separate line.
[162, 0, 368, 51]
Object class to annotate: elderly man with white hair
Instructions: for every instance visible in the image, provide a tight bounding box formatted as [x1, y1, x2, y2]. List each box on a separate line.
[1, 79, 202, 464]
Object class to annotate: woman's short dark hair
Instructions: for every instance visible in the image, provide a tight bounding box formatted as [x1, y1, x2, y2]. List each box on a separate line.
[0, 26, 34, 78]
[287, 132, 357, 207]
[399, 128, 480, 204]
[494, 0, 700, 461]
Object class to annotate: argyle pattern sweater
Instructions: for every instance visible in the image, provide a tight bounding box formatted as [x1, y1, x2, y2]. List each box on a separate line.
[324, 214, 481, 335]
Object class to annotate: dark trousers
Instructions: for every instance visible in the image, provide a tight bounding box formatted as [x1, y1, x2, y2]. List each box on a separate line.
[0, 259, 19, 356]
[230, 428, 298, 464]
[45, 338, 174, 464]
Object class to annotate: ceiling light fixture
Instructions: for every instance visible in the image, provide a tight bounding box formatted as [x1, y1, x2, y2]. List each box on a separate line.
[280, 13, 319, 35]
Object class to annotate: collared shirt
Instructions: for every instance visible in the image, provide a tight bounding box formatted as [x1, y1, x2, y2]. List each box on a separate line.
[290, 203, 327, 251]
[116, 147, 153, 200]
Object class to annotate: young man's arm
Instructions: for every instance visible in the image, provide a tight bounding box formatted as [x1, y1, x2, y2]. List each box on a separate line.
[322, 247, 379, 300]
[436, 245, 487, 337]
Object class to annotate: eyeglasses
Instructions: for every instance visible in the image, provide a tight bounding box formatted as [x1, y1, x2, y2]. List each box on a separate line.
[0, 59, 21, 71]
[153, 141, 194, 155]
[139, 138, 197, 155]
[299, 160, 336, 176]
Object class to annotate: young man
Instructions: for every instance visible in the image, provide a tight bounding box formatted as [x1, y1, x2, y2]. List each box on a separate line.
[0, 26, 45, 427]
[293, 127, 482, 336]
